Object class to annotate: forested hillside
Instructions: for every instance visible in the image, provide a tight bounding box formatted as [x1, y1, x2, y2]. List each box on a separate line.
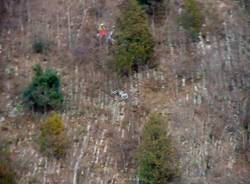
[0, 0, 250, 184]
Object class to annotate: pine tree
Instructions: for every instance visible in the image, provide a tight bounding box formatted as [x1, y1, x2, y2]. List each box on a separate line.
[137, 114, 179, 184]
[137, 0, 168, 24]
[114, 0, 154, 75]
[241, 0, 250, 13]
[179, 0, 203, 41]
[137, 0, 164, 10]
[137, 0, 165, 14]
[22, 64, 64, 112]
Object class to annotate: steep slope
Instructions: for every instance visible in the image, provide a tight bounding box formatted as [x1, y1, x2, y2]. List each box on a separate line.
[0, 0, 250, 184]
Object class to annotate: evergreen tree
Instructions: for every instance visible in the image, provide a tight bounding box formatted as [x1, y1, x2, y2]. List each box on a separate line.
[137, 0, 164, 10]
[137, 0, 166, 15]
[179, 0, 203, 41]
[137, 114, 179, 184]
[138, 0, 163, 4]
[241, 0, 250, 13]
[114, 0, 154, 75]
[22, 64, 63, 112]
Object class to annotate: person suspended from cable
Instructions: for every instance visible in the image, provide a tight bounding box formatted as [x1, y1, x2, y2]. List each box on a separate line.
[97, 22, 108, 45]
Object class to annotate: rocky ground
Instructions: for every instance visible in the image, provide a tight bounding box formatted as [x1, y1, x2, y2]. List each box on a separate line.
[0, 0, 250, 184]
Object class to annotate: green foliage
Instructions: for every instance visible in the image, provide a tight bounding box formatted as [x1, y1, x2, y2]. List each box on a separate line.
[137, 0, 167, 17]
[179, 0, 203, 41]
[22, 64, 63, 112]
[137, 0, 165, 10]
[39, 112, 68, 159]
[27, 176, 38, 184]
[138, 0, 163, 4]
[0, 142, 16, 184]
[137, 114, 179, 184]
[235, 0, 250, 13]
[245, 1, 250, 13]
[241, 0, 250, 13]
[114, 0, 154, 75]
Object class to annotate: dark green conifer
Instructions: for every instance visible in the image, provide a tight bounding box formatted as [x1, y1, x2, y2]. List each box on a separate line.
[114, 0, 154, 75]
[137, 114, 179, 184]
[179, 0, 203, 40]
[22, 64, 63, 112]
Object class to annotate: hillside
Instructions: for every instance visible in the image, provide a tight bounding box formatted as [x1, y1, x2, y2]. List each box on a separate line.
[0, 0, 250, 184]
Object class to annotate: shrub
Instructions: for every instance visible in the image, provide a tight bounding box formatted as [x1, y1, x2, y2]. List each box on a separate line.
[32, 37, 49, 54]
[137, 114, 179, 184]
[22, 64, 64, 112]
[0, 141, 16, 184]
[114, 0, 154, 75]
[39, 112, 68, 159]
[179, 0, 203, 41]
